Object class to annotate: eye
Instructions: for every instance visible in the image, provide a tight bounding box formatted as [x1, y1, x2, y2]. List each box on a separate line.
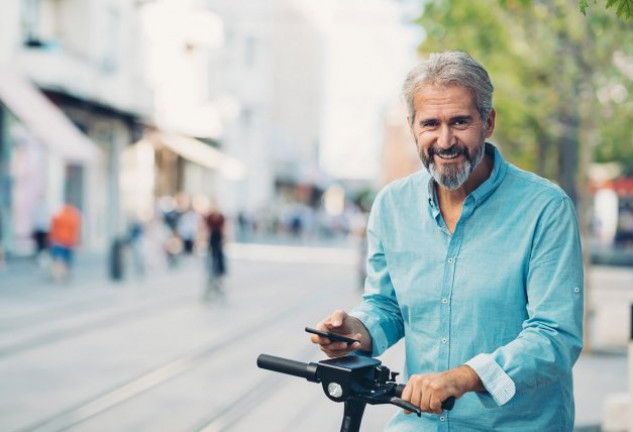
[419, 120, 439, 131]
[451, 118, 472, 130]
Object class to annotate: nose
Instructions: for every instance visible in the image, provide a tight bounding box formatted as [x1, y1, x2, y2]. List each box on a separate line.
[437, 124, 455, 148]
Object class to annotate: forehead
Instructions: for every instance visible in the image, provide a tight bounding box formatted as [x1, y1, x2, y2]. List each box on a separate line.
[412, 84, 478, 118]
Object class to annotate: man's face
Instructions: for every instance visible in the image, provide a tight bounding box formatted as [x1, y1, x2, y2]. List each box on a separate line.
[409, 84, 495, 190]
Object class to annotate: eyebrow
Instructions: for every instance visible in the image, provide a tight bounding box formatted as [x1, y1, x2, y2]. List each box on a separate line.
[417, 114, 475, 124]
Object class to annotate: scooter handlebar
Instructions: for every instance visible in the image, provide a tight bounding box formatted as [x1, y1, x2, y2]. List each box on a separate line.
[257, 354, 319, 383]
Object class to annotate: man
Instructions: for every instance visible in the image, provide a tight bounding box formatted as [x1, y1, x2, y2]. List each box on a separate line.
[311, 51, 583, 431]
[203, 202, 227, 299]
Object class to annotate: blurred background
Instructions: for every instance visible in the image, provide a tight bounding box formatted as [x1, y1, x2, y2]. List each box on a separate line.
[0, 0, 632, 431]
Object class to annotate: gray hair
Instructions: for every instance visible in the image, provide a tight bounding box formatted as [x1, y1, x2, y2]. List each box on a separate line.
[402, 51, 494, 125]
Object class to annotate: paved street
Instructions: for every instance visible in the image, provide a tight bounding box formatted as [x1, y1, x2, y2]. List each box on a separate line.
[0, 242, 630, 431]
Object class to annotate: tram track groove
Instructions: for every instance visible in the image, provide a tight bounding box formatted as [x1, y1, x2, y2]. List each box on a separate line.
[0, 260, 298, 358]
[189, 345, 315, 432]
[16, 277, 338, 432]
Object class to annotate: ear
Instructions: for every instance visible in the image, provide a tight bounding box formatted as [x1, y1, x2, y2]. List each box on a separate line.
[484, 109, 496, 138]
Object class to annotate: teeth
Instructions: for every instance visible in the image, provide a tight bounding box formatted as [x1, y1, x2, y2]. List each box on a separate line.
[437, 153, 459, 159]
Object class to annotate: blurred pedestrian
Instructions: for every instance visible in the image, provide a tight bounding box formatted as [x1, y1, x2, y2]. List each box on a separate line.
[159, 195, 182, 268]
[203, 203, 226, 299]
[237, 211, 249, 242]
[177, 205, 200, 256]
[0, 212, 5, 272]
[49, 202, 81, 283]
[32, 198, 50, 268]
[127, 221, 146, 278]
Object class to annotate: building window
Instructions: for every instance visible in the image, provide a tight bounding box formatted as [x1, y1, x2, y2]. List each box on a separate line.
[102, 8, 120, 73]
[21, 0, 61, 48]
[21, 0, 41, 46]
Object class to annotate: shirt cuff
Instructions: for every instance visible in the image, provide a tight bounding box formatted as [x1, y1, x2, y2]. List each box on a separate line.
[466, 353, 516, 406]
[349, 310, 389, 357]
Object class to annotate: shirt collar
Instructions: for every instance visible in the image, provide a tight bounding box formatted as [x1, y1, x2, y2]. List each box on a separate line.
[469, 142, 507, 206]
[426, 142, 508, 211]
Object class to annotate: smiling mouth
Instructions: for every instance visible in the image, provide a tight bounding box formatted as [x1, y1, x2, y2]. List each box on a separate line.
[434, 152, 464, 162]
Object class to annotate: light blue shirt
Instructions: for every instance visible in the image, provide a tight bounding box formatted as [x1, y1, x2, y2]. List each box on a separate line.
[351, 143, 584, 431]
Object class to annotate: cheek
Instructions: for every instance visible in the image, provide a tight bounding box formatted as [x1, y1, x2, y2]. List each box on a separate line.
[414, 134, 431, 153]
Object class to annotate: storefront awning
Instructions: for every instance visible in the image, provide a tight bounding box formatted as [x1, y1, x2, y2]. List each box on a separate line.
[150, 131, 246, 180]
[0, 69, 100, 163]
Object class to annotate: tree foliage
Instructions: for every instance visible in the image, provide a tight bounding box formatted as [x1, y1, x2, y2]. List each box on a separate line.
[580, 0, 633, 19]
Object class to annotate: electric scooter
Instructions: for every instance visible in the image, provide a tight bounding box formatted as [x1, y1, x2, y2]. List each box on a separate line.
[257, 353, 455, 432]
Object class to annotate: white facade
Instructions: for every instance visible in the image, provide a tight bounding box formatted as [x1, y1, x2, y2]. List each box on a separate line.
[16, 0, 151, 117]
[315, 0, 418, 181]
[138, 0, 248, 219]
[205, 0, 328, 215]
[204, 0, 276, 215]
[0, 0, 152, 255]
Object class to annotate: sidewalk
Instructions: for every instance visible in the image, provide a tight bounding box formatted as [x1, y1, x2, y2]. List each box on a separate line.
[0, 250, 110, 290]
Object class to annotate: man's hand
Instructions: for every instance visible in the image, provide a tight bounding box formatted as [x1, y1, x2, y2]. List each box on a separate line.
[310, 310, 372, 357]
[401, 365, 484, 414]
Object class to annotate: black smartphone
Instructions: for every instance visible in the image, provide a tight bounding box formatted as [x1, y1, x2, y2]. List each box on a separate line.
[305, 327, 360, 345]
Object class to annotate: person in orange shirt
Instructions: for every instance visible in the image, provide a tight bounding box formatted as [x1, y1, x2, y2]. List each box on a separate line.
[49, 202, 81, 282]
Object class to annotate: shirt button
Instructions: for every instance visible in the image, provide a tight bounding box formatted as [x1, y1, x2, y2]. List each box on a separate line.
[574, 287, 580, 293]
[447, 258, 454, 264]
[441, 298, 448, 304]
[440, 416, 445, 421]
[441, 338, 447, 344]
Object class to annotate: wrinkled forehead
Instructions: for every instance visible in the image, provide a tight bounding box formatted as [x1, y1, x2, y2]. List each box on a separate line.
[411, 84, 479, 117]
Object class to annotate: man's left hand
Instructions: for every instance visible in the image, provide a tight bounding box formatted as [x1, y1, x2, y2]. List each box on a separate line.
[401, 365, 484, 414]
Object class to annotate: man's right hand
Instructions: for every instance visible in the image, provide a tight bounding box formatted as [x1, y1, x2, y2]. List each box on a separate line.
[310, 310, 372, 357]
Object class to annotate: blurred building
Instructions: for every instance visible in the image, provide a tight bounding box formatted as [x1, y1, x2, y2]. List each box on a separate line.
[0, 0, 151, 256]
[0, 0, 421, 258]
[203, 0, 325, 216]
[381, 101, 421, 185]
[205, 0, 418, 218]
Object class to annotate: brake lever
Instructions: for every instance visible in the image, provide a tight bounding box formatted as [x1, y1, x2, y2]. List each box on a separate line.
[388, 396, 455, 417]
[389, 397, 422, 417]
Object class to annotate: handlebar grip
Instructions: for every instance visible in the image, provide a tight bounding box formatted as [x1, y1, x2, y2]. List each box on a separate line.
[394, 384, 455, 411]
[257, 354, 319, 382]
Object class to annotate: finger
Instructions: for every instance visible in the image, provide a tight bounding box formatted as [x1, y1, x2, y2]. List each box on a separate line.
[320, 341, 351, 353]
[310, 334, 330, 345]
[401, 386, 413, 415]
[349, 341, 361, 350]
[429, 395, 444, 414]
[401, 383, 418, 415]
[425, 393, 434, 412]
[329, 309, 348, 328]
[320, 346, 353, 358]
